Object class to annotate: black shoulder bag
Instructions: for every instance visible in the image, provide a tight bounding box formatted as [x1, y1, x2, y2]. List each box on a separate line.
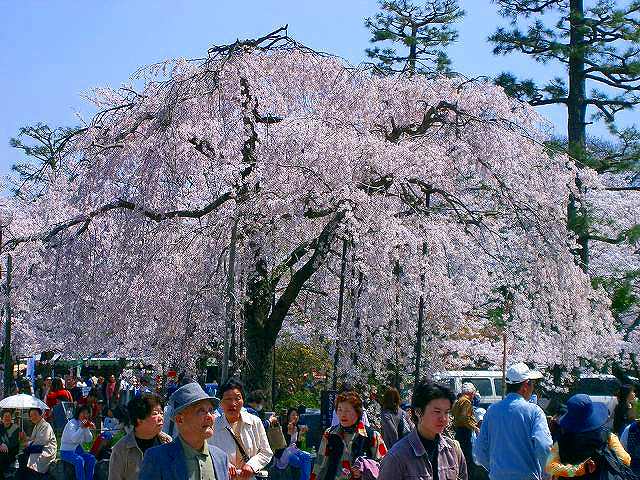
[225, 425, 251, 463]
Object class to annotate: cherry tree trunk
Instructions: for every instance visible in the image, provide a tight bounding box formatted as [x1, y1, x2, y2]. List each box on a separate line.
[243, 315, 275, 403]
[242, 256, 277, 404]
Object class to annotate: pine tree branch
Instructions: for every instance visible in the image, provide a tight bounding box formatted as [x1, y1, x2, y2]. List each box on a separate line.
[529, 97, 568, 106]
[496, 0, 562, 16]
[584, 74, 640, 92]
[586, 98, 636, 108]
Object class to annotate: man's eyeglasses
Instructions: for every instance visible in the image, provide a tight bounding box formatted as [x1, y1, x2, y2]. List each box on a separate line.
[190, 406, 217, 417]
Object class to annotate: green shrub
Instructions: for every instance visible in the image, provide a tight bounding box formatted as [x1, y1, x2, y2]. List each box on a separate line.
[273, 334, 331, 411]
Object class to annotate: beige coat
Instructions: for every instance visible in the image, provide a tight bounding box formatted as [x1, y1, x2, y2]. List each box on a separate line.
[108, 430, 172, 480]
[209, 410, 273, 477]
[27, 419, 57, 473]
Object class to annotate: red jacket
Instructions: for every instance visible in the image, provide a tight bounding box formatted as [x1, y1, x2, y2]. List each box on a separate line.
[44, 389, 73, 420]
[45, 389, 73, 410]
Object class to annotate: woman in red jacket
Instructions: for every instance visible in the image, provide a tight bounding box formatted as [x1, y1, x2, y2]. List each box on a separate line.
[45, 377, 73, 420]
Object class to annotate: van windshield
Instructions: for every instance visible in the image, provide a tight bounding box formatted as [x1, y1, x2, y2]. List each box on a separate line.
[463, 378, 493, 397]
[494, 379, 503, 397]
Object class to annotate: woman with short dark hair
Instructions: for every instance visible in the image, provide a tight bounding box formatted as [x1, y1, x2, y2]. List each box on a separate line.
[378, 380, 467, 480]
[312, 390, 387, 480]
[209, 378, 273, 479]
[219, 378, 246, 401]
[109, 394, 171, 480]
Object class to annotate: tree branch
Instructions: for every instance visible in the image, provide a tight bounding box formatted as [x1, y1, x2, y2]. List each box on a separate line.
[4, 192, 235, 251]
[605, 186, 640, 192]
[267, 210, 346, 340]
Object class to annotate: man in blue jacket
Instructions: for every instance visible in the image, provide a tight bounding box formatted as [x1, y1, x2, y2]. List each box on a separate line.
[474, 362, 552, 480]
[139, 382, 229, 480]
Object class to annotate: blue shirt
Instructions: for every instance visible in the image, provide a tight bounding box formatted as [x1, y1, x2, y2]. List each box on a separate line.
[474, 393, 552, 480]
[245, 406, 271, 430]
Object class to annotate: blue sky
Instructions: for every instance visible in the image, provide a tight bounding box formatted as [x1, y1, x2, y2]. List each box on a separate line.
[0, 0, 617, 177]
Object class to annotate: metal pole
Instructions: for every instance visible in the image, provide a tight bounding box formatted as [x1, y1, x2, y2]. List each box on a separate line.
[502, 333, 507, 399]
[3, 254, 12, 397]
[414, 273, 425, 390]
[271, 343, 276, 409]
[222, 217, 239, 384]
[332, 239, 348, 390]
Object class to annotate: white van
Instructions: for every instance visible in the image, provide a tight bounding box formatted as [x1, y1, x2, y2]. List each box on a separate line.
[568, 374, 621, 415]
[433, 370, 504, 408]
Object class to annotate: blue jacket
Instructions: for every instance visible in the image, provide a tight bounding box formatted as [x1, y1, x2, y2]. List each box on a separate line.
[139, 436, 229, 480]
[245, 406, 271, 430]
[474, 393, 552, 480]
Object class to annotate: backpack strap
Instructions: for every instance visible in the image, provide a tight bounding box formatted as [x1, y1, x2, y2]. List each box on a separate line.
[445, 436, 464, 474]
[397, 411, 406, 438]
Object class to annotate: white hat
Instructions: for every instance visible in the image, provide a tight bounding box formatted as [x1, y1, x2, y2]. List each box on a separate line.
[462, 382, 476, 394]
[474, 407, 486, 422]
[505, 362, 543, 384]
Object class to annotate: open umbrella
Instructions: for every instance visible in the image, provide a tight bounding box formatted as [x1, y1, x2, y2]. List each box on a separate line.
[0, 394, 49, 432]
[0, 394, 49, 411]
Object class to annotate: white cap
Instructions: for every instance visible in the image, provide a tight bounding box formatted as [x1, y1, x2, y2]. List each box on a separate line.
[505, 362, 543, 384]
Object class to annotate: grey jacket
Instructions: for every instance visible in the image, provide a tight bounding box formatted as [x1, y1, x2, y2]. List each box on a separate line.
[378, 429, 468, 480]
[108, 430, 171, 480]
[381, 409, 412, 449]
[139, 436, 229, 480]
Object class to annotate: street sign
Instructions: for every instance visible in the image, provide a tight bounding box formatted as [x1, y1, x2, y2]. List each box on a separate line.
[320, 389, 337, 430]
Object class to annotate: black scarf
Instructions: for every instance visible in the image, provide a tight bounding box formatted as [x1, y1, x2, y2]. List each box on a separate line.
[558, 426, 609, 464]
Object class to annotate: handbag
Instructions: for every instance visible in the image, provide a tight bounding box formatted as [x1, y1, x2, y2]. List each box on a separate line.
[353, 456, 380, 480]
[266, 424, 287, 451]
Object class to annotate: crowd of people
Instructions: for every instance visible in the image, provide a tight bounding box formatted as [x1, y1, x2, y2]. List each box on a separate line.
[0, 362, 639, 480]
